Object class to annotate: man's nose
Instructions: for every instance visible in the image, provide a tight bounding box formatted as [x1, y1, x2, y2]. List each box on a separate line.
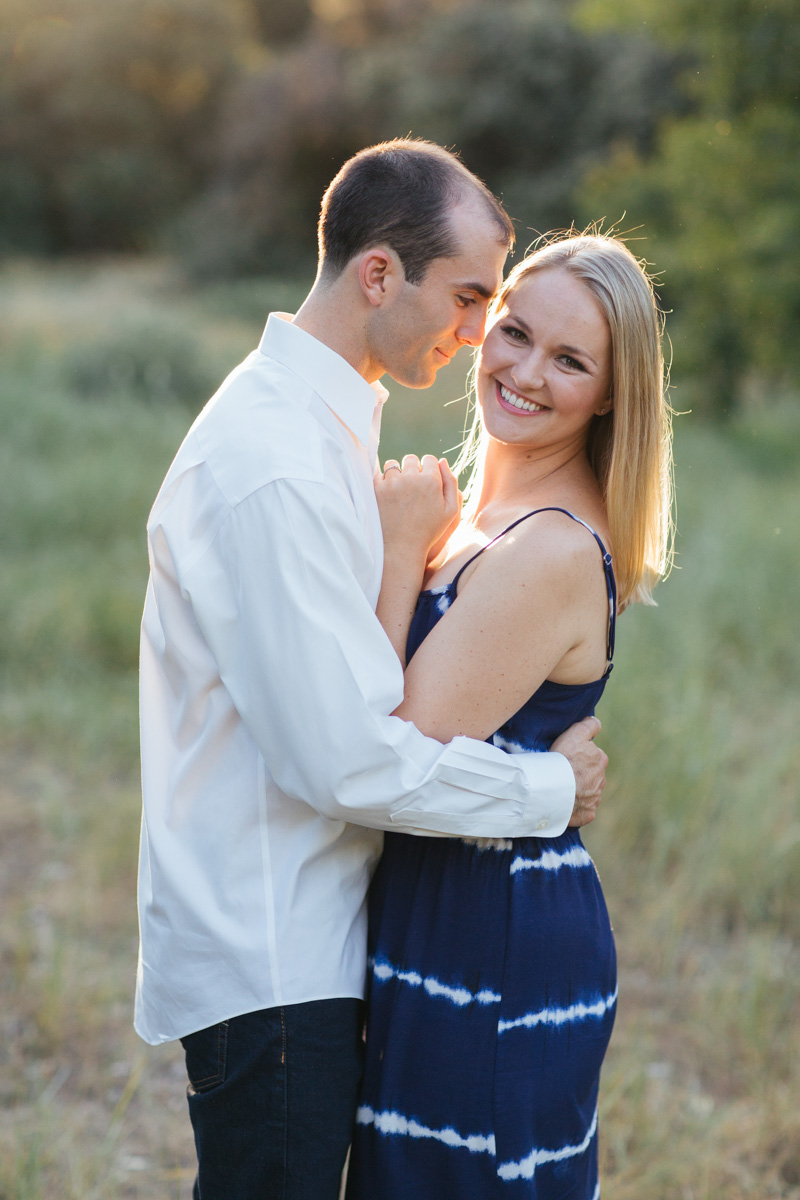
[456, 306, 489, 347]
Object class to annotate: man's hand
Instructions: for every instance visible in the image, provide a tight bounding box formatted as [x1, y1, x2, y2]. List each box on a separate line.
[551, 716, 608, 828]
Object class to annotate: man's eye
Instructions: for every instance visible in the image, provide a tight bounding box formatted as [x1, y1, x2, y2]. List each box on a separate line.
[456, 295, 476, 307]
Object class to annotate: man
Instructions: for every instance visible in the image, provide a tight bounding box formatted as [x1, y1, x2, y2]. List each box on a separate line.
[136, 139, 607, 1199]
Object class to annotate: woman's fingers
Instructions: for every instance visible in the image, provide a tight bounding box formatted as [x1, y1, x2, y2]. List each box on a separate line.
[376, 453, 461, 561]
[382, 454, 448, 487]
[381, 455, 445, 501]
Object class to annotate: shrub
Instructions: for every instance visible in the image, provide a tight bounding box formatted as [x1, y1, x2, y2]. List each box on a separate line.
[62, 319, 221, 409]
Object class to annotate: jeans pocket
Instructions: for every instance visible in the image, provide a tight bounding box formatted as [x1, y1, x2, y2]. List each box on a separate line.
[180, 1020, 229, 1095]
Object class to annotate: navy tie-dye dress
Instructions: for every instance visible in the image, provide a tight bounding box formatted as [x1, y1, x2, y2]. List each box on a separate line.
[346, 509, 618, 1200]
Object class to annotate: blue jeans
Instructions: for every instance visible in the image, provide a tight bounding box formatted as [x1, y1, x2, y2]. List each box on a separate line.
[180, 999, 365, 1200]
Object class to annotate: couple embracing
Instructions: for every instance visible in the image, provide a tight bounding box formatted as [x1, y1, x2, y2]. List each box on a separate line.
[136, 138, 672, 1199]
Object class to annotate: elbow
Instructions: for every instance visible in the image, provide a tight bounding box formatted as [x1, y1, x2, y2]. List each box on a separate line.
[392, 701, 448, 745]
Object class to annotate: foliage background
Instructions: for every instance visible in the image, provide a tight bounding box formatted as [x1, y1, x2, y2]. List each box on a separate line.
[3, 0, 800, 410]
[1, 0, 799, 1196]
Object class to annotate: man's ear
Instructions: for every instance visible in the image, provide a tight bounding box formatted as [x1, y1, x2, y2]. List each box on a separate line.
[357, 248, 402, 308]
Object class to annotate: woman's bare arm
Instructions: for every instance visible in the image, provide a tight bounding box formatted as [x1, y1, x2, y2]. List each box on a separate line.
[396, 512, 610, 742]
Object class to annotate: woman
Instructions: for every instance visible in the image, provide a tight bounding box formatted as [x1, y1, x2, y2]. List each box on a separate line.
[345, 232, 674, 1199]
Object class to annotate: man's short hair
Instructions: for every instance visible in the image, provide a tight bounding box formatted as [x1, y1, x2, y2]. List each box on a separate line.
[318, 139, 515, 285]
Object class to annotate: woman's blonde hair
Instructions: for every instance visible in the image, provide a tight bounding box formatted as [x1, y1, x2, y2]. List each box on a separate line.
[454, 231, 675, 608]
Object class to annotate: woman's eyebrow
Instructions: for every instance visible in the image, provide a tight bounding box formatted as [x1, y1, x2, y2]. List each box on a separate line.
[504, 313, 532, 333]
[560, 343, 598, 367]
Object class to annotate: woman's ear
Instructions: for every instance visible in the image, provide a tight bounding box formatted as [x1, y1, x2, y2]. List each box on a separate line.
[358, 248, 402, 308]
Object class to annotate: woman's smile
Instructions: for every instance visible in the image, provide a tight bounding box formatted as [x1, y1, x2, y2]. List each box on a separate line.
[495, 380, 549, 414]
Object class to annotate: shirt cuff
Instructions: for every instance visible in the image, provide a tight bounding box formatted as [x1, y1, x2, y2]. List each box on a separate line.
[515, 751, 575, 837]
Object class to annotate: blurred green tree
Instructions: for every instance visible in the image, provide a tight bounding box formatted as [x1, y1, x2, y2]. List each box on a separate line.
[180, 0, 682, 275]
[175, 35, 359, 276]
[0, 0, 251, 253]
[575, 0, 800, 414]
[354, 1, 684, 240]
[249, 0, 313, 45]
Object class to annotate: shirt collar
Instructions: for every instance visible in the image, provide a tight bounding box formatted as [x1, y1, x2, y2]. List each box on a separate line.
[259, 313, 388, 447]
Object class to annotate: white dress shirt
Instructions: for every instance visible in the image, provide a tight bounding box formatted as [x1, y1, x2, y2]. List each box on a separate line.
[135, 314, 574, 1045]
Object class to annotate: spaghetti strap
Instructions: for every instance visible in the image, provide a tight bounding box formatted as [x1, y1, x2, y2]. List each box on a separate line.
[450, 507, 616, 667]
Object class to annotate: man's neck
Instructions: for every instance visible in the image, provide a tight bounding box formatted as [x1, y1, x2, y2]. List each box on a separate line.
[293, 283, 381, 384]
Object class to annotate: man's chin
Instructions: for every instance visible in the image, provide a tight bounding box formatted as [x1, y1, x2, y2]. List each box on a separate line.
[388, 364, 438, 389]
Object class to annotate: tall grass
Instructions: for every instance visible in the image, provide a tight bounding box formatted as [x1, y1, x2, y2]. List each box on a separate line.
[583, 419, 800, 1198]
[0, 260, 798, 1197]
[594, 422, 800, 937]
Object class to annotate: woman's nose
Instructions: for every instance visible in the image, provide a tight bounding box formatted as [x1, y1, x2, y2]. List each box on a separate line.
[511, 352, 545, 391]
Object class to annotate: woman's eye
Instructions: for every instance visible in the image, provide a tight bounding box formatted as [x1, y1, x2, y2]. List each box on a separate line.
[560, 355, 584, 370]
[501, 324, 527, 342]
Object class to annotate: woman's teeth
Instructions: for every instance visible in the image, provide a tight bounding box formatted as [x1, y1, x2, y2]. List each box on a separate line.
[499, 384, 545, 413]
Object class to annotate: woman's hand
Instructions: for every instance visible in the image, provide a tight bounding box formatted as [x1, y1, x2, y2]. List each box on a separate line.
[376, 454, 461, 566]
[374, 455, 461, 665]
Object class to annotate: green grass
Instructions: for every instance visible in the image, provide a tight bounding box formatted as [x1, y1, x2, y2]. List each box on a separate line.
[582, 424, 800, 1197]
[0, 258, 798, 1197]
[593, 423, 800, 936]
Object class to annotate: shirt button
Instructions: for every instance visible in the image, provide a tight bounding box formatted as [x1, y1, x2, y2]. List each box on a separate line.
[536, 819, 548, 831]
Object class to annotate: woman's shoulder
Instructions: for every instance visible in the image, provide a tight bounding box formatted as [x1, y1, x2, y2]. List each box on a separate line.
[451, 506, 609, 612]
[491, 505, 611, 576]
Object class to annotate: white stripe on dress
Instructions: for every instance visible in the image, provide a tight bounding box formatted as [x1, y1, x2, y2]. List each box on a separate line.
[498, 986, 618, 1034]
[497, 1107, 598, 1180]
[355, 1103, 599, 1184]
[355, 1106, 496, 1156]
[370, 957, 501, 1008]
[510, 845, 593, 874]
